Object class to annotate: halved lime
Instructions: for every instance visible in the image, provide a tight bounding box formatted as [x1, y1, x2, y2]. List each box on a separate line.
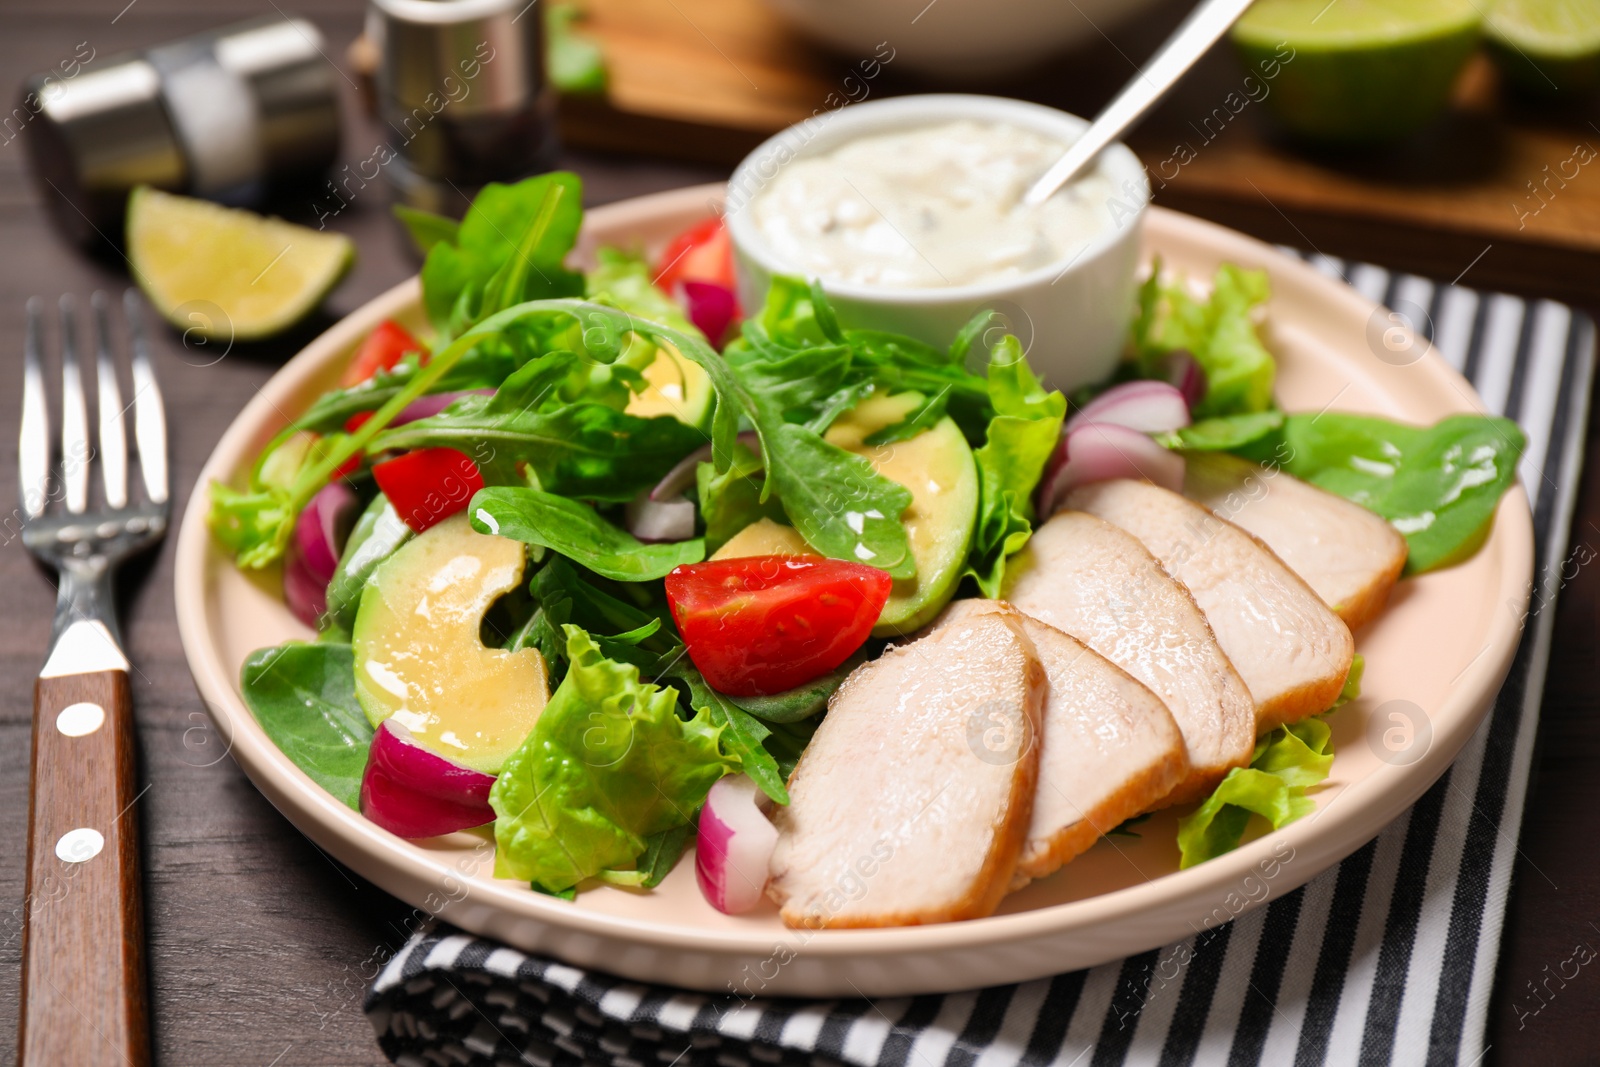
[1487, 0, 1600, 94]
[127, 186, 355, 342]
[1232, 0, 1482, 143]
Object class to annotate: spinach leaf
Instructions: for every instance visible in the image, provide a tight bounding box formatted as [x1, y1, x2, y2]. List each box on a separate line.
[471, 487, 706, 580]
[490, 626, 737, 892]
[1239, 412, 1525, 574]
[240, 642, 373, 810]
[727, 662, 850, 723]
[964, 337, 1067, 597]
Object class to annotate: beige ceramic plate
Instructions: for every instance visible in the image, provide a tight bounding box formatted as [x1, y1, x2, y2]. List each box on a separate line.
[176, 185, 1532, 997]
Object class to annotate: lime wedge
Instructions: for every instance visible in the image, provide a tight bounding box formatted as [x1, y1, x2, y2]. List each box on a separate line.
[127, 186, 355, 342]
[1232, 0, 1482, 143]
[1487, 0, 1600, 94]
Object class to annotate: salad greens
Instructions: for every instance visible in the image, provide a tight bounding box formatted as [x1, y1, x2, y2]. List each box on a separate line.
[471, 488, 706, 580]
[1177, 718, 1335, 868]
[220, 167, 1534, 897]
[490, 626, 738, 893]
[965, 337, 1067, 598]
[239, 643, 373, 810]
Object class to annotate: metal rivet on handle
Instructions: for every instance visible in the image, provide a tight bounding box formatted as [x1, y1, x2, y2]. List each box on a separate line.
[56, 828, 104, 863]
[56, 701, 106, 737]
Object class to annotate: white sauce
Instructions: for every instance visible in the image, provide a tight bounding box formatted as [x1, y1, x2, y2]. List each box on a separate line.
[749, 120, 1118, 289]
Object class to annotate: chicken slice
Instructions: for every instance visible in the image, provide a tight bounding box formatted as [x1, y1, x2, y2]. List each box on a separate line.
[767, 611, 1045, 927]
[1183, 452, 1407, 631]
[1067, 479, 1355, 734]
[936, 600, 1188, 883]
[1004, 511, 1255, 803]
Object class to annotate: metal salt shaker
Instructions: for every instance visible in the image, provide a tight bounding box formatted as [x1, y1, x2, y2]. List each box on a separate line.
[17, 17, 341, 245]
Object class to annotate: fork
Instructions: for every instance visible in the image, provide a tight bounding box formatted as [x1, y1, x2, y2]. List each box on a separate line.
[17, 290, 167, 1067]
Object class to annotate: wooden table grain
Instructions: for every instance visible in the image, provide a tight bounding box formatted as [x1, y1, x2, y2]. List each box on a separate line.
[0, 5, 1594, 1065]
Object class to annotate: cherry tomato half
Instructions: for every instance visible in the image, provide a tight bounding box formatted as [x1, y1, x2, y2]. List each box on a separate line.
[342, 320, 425, 387]
[665, 555, 891, 696]
[654, 217, 736, 294]
[372, 447, 484, 532]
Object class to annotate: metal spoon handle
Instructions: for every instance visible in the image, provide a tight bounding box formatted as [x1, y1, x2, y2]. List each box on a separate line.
[1023, 0, 1257, 206]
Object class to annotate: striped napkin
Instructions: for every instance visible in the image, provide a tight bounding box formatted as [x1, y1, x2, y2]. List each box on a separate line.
[366, 254, 1596, 1067]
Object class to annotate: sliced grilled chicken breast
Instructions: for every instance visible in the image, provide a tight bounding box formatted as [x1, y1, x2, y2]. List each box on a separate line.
[1004, 511, 1255, 803]
[767, 611, 1046, 927]
[936, 600, 1188, 883]
[1067, 479, 1355, 733]
[1183, 452, 1408, 631]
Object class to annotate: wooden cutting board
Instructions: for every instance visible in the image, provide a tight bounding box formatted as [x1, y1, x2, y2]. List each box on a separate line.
[557, 0, 1600, 307]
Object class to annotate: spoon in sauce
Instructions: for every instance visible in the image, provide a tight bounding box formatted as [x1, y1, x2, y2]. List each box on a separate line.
[1023, 0, 1257, 207]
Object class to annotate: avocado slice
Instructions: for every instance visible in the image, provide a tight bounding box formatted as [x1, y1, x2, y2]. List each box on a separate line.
[625, 344, 713, 431]
[710, 517, 813, 560]
[352, 513, 549, 774]
[824, 392, 979, 636]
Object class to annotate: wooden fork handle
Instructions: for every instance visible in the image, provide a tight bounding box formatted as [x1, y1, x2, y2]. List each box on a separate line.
[19, 670, 151, 1067]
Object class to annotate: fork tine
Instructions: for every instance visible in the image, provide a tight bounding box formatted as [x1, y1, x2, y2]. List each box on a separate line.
[92, 291, 129, 509]
[59, 295, 90, 514]
[20, 297, 50, 519]
[124, 290, 168, 505]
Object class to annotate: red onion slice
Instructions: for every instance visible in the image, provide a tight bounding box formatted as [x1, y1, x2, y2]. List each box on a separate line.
[695, 774, 777, 914]
[360, 719, 497, 839]
[1162, 351, 1207, 410]
[284, 481, 359, 628]
[1065, 380, 1192, 436]
[650, 431, 761, 502]
[625, 493, 697, 543]
[678, 280, 740, 350]
[1036, 423, 1187, 517]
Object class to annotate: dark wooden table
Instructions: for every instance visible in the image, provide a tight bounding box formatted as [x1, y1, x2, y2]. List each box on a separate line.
[0, 4, 1595, 1065]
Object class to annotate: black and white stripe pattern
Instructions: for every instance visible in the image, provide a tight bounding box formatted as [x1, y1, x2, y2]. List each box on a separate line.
[366, 259, 1595, 1067]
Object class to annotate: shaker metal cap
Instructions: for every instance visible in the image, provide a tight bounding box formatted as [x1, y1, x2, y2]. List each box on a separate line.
[20, 16, 342, 245]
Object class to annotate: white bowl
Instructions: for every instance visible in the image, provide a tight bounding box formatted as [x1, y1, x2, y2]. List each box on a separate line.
[762, 0, 1169, 77]
[723, 94, 1148, 395]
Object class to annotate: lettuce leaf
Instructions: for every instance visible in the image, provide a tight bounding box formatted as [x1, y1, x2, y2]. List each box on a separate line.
[1240, 412, 1526, 575]
[1133, 262, 1275, 420]
[490, 626, 738, 892]
[1177, 718, 1334, 868]
[965, 336, 1067, 597]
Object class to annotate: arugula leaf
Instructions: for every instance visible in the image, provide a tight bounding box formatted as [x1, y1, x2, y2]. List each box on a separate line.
[240, 643, 374, 809]
[393, 205, 459, 257]
[421, 173, 584, 340]
[667, 665, 790, 804]
[1133, 262, 1275, 420]
[1239, 412, 1526, 574]
[760, 716, 820, 781]
[964, 337, 1067, 597]
[696, 442, 782, 554]
[470, 487, 705, 580]
[1176, 718, 1334, 868]
[727, 663, 850, 723]
[490, 626, 737, 892]
[374, 396, 705, 501]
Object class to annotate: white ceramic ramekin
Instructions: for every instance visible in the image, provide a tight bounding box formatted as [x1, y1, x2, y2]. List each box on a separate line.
[723, 94, 1149, 394]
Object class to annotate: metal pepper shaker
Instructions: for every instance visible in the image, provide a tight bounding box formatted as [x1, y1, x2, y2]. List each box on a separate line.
[365, 0, 559, 216]
[17, 16, 341, 246]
